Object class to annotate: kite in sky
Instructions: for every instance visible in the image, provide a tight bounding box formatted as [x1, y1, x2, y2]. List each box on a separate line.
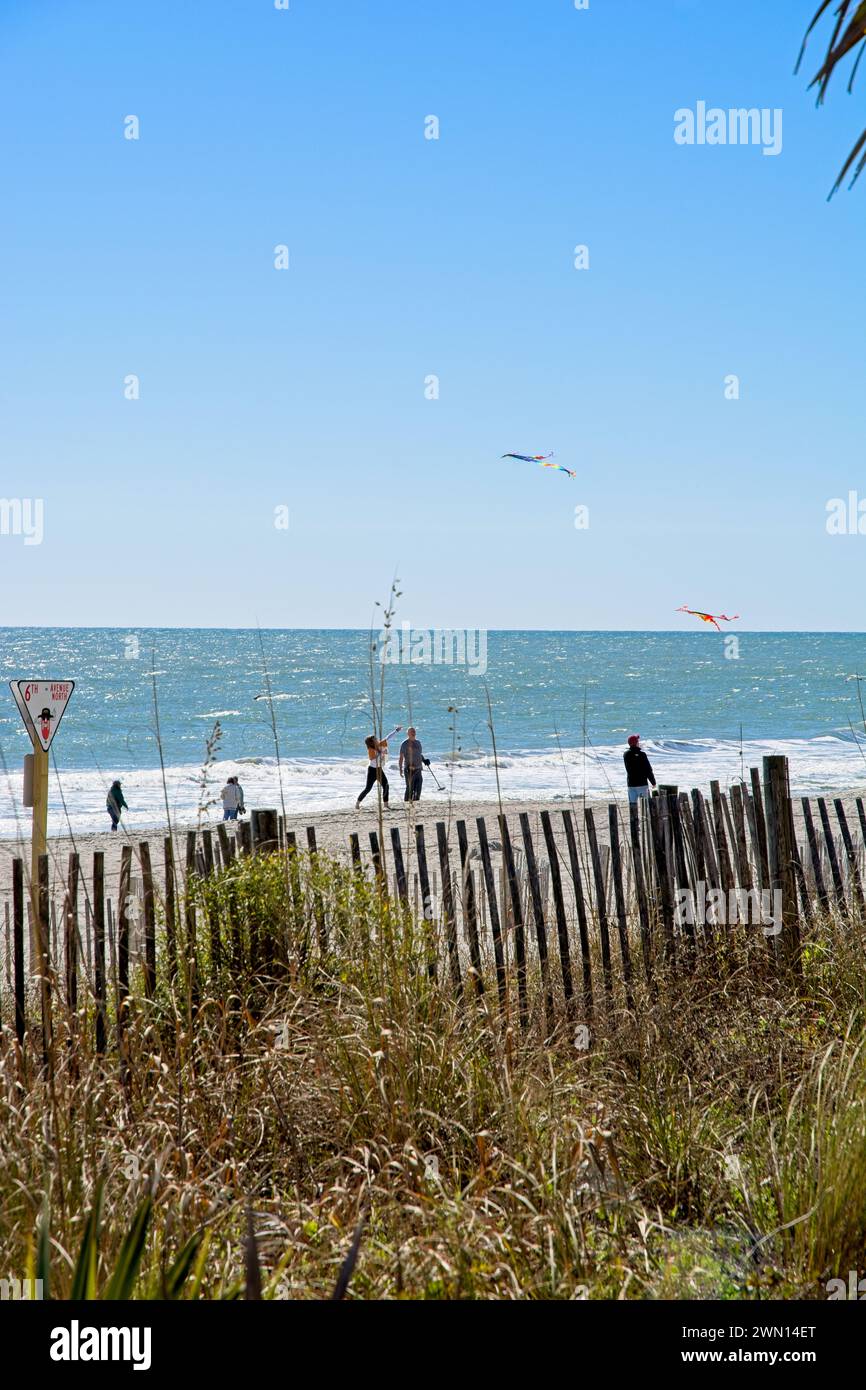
[676, 606, 740, 633]
[501, 451, 576, 479]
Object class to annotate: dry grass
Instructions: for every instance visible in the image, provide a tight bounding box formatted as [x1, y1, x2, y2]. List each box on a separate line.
[1, 849, 866, 1300]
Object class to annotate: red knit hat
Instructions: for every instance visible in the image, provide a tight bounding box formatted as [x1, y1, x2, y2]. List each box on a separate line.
[627, 734, 640, 747]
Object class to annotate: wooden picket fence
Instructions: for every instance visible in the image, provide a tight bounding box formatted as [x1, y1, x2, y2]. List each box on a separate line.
[3, 755, 866, 1066]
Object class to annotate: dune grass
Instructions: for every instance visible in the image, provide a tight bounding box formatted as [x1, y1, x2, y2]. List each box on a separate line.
[1, 846, 865, 1300]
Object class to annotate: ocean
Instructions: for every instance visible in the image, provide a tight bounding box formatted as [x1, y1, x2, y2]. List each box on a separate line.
[1, 628, 865, 837]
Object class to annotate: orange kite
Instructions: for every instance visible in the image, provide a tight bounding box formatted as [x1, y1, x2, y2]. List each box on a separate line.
[677, 606, 740, 633]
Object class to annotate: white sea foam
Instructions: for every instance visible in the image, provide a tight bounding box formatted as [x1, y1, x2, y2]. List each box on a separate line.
[1, 735, 863, 838]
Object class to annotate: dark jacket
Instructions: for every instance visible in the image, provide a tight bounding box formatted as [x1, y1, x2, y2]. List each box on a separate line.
[107, 782, 128, 813]
[399, 738, 425, 772]
[623, 747, 656, 789]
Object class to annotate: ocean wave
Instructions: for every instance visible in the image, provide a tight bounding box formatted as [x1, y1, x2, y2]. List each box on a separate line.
[1, 735, 865, 837]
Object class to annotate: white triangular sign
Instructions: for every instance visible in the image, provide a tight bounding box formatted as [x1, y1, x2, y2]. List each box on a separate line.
[10, 680, 75, 751]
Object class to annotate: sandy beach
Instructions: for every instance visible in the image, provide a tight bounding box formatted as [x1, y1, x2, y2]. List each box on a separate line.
[4, 781, 865, 917]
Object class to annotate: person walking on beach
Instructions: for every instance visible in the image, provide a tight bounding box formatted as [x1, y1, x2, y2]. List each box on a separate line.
[399, 727, 430, 802]
[356, 725, 402, 809]
[106, 779, 128, 832]
[623, 734, 656, 804]
[221, 778, 240, 821]
[234, 776, 246, 816]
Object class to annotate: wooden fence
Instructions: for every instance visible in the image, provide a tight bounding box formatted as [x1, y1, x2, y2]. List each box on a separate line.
[3, 756, 866, 1062]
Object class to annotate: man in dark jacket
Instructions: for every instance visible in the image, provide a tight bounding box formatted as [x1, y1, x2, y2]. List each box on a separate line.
[399, 727, 430, 802]
[623, 734, 656, 804]
[107, 779, 128, 831]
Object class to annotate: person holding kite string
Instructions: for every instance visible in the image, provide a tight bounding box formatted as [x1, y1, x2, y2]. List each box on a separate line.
[623, 735, 656, 805]
[106, 779, 128, 832]
[356, 725, 402, 810]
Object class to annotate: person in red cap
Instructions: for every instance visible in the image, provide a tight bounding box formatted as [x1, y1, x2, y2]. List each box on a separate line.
[624, 734, 656, 804]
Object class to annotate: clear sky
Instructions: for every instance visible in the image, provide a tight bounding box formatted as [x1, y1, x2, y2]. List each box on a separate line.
[1, 0, 864, 631]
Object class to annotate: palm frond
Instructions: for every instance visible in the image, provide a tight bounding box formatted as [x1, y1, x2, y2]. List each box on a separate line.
[799, 0, 866, 195]
[795, 0, 842, 74]
[828, 124, 866, 196]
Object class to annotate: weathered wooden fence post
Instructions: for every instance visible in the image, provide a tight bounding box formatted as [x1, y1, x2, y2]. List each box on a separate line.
[390, 828, 408, 902]
[118, 845, 132, 1084]
[164, 837, 178, 983]
[649, 796, 677, 961]
[801, 799, 829, 911]
[369, 830, 387, 896]
[12, 858, 25, 1045]
[584, 808, 613, 1000]
[519, 814, 553, 1033]
[628, 803, 654, 986]
[65, 852, 80, 1020]
[817, 797, 849, 920]
[457, 821, 484, 996]
[476, 817, 507, 1014]
[251, 809, 279, 855]
[93, 851, 107, 1055]
[710, 781, 736, 897]
[608, 806, 634, 1007]
[834, 800, 865, 913]
[498, 816, 528, 1027]
[414, 824, 438, 980]
[561, 810, 593, 1020]
[36, 854, 52, 1073]
[763, 756, 801, 970]
[139, 842, 156, 999]
[729, 784, 753, 891]
[436, 823, 463, 1000]
[185, 831, 200, 998]
[298, 829, 322, 961]
[540, 811, 575, 1022]
[749, 768, 771, 891]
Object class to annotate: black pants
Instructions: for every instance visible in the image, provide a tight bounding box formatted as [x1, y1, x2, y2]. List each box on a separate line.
[358, 766, 389, 804]
[404, 769, 423, 802]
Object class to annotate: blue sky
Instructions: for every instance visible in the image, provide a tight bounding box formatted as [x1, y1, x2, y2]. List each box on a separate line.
[1, 0, 864, 630]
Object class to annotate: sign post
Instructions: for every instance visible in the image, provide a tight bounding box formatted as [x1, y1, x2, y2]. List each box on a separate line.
[10, 680, 75, 926]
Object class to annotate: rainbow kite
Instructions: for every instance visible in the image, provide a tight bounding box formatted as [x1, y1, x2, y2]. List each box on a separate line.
[502, 452, 575, 479]
[677, 606, 740, 633]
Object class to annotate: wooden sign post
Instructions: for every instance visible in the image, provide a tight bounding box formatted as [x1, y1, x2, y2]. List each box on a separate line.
[10, 680, 75, 928]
